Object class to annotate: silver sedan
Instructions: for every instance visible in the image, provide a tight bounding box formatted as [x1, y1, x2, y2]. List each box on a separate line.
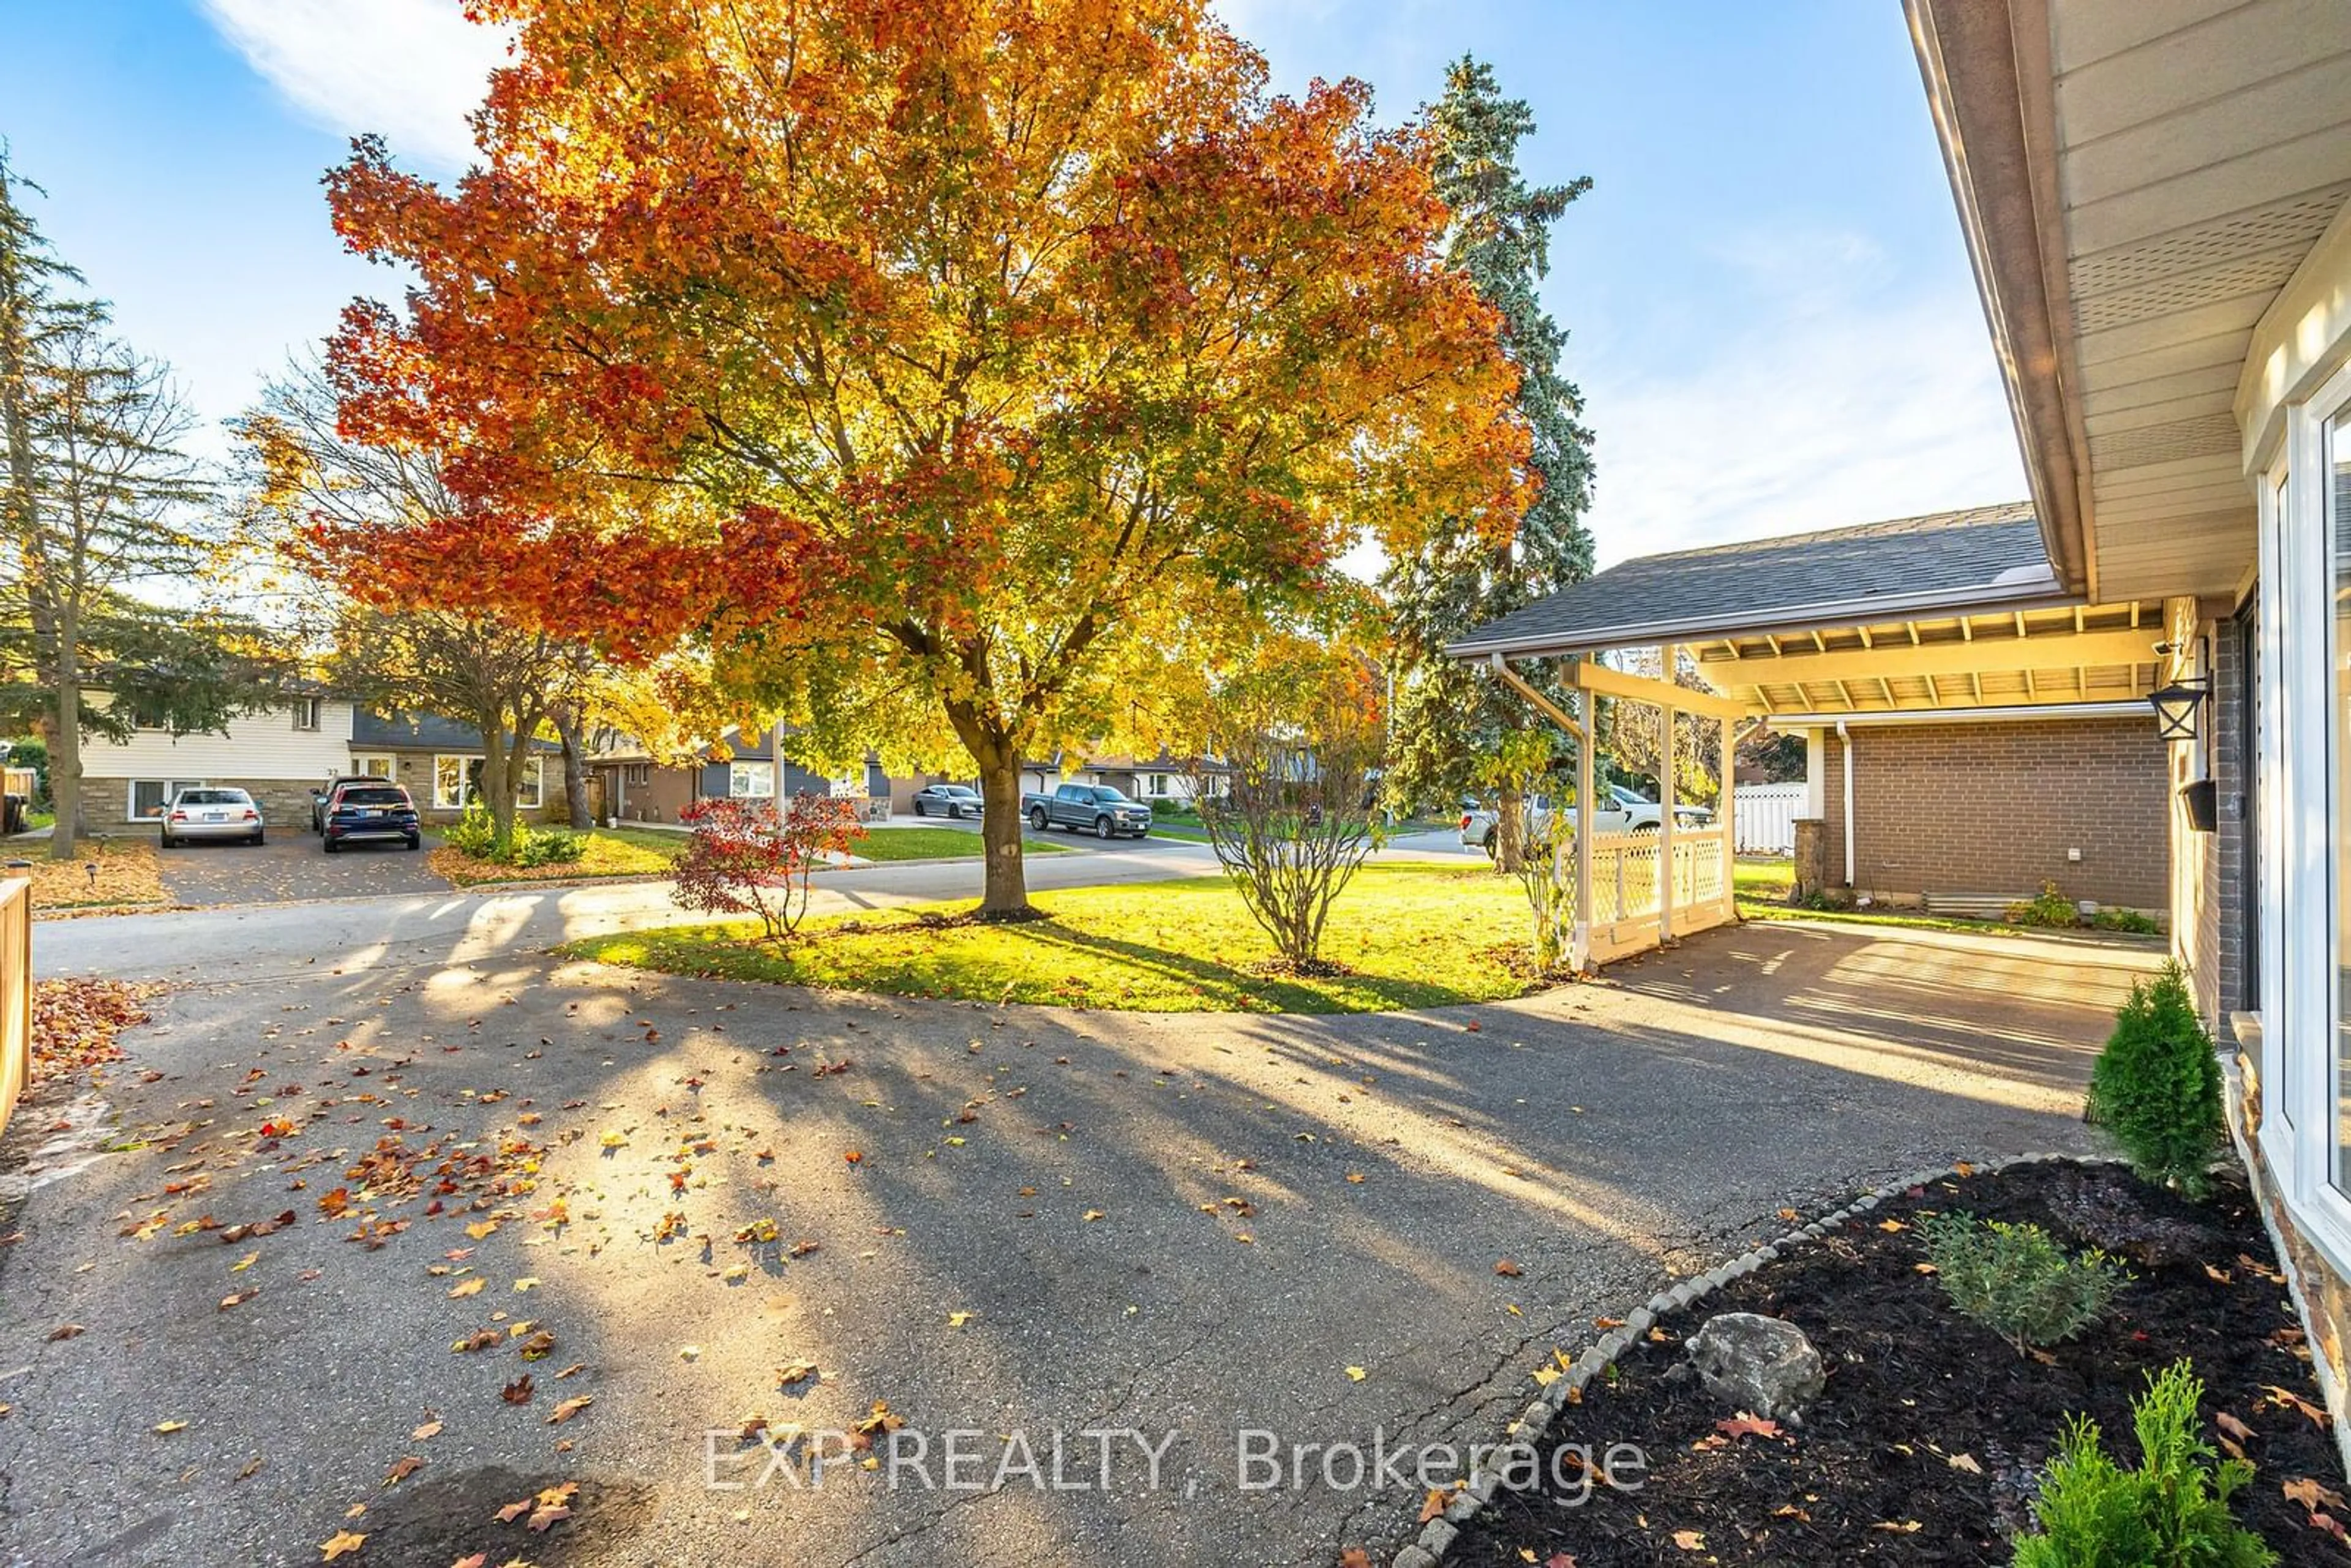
[160, 787, 266, 847]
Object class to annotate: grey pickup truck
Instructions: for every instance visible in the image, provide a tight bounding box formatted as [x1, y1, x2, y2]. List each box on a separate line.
[1022, 782, 1153, 839]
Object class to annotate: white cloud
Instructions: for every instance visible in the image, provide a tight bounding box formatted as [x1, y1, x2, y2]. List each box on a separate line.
[1580, 231, 2026, 566]
[199, 0, 514, 170]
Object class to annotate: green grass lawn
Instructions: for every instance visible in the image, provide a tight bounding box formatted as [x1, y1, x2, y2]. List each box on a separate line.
[563, 861, 1536, 1013]
[857, 827, 1067, 862]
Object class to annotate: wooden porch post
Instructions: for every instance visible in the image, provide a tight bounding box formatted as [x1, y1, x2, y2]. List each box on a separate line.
[1719, 713, 1738, 924]
[1659, 645, 1677, 943]
[1574, 677, 1595, 971]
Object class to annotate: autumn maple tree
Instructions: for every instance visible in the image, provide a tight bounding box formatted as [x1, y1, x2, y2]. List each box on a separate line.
[321, 0, 1529, 915]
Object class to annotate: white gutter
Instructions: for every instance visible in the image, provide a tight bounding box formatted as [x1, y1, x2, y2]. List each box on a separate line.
[1837, 719, 1856, 889]
[1768, 700, 2148, 729]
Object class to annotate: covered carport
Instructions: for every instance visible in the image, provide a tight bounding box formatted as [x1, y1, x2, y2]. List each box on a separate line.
[1447, 501, 2181, 967]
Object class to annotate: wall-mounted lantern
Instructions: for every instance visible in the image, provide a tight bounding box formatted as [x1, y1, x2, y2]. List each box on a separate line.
[2148, 678, 2211, 741]
[2148, 637, 2211, 742]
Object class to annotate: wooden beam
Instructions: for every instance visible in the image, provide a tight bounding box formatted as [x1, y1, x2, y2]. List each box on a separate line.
[1562, 657, 1752, 721]
[1733, 626, 2154, 689]
[1489, 656, 1589, 740]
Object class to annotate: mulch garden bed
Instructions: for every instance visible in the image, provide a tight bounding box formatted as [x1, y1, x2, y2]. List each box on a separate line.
[1449, 1159, 2351, 1566]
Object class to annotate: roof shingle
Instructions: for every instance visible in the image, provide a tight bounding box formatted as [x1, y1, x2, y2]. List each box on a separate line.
[1447, 500, 2059, 656]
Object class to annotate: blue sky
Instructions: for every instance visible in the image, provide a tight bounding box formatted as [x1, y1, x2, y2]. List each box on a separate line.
[0, 0, 2025, 566]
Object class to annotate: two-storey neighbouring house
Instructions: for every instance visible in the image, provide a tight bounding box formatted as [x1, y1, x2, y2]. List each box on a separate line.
[70, 693, 559, 833]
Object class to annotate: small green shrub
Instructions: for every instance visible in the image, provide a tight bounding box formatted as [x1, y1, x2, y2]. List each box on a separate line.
[1919, 1211, 2125, 1352]
[2008, 879, 2083, 928]
[512, 828, 586, 868]
[444, 803, 586, 867]
[2011, 1360, 2275, 1568]
[444, 801, 500, 858]
[2088, 961, 2224, 1196]
[2090, 908, 2162, 936]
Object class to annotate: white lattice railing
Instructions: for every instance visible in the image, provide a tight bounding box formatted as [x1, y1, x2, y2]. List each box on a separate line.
[1581, 828, 1733, 964]
[1525, 828, 1736, 969]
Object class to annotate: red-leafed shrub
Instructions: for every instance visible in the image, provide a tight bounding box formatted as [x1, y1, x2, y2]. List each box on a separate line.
[672, 793, 866, 940]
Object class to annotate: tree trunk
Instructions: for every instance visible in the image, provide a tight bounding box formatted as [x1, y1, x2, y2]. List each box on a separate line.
[47, 602, 81, 859]
[555, 707, 592, 830]
[479, 720, 514, 850]
[1494, 778, 1526, 874]
[975, 746, 1029, 917]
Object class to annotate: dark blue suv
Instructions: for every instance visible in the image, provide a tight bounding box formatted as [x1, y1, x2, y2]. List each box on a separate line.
[323, 782, 423, 853]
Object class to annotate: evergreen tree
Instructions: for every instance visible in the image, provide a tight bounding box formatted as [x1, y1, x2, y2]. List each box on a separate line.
[1384, 58, 1595, 868]
[0, 151, 272, 853]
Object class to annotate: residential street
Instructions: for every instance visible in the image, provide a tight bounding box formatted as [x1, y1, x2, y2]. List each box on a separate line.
[32, 836, 1231, 983]
[0, 904, 2150, 1567]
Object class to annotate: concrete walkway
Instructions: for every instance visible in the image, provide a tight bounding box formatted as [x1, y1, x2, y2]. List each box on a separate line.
[0, 914, 2153, 1567]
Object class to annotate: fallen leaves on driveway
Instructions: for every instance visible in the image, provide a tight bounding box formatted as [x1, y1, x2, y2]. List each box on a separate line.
[318, 1528, 366, 1561]
[29, 978, 149, 1090]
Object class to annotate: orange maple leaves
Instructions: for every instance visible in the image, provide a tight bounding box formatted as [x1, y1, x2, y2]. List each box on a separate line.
[317, 0, 1530, 703]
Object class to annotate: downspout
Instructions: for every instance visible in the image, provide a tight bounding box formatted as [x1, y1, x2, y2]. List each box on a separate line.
[1836, 719, 1856, 889]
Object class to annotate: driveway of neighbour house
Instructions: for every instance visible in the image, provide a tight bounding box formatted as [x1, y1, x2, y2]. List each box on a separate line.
[0, 915, 2155, 1567]
[156, 826, 451, 907]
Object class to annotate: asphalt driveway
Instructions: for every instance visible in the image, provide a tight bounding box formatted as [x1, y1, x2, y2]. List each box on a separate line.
[157, 826, 449, 907]
[0, 915, 2155, 1567]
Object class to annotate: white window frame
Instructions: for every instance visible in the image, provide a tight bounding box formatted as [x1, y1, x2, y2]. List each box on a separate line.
[433, 754, 473, 811]
[2267, 357, 2351, 1274]
[290, 697, 322, 732]
[729, 760, 776, 798]
[351, 753, 396, 779]
[434, 754, 544, 811]
[129, 779, 205, 820]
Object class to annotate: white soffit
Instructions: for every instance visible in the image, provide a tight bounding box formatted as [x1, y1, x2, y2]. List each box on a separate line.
[2048, 0, 2351, 603]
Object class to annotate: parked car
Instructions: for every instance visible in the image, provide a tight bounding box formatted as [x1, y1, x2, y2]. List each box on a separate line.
[322, 782, 423, 853]
[1023, 782, 1153, 839]
[310, 775, 389, 833]
[160, 786, 265, 847]
[910, 783, 983, 819]
[1458, 784, 1713, 857]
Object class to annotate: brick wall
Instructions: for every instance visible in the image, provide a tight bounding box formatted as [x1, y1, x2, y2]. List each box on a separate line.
[1817, 715, 2168, 910]
[77, 775, 319, 835]
[2184, 614, 2250, 1031]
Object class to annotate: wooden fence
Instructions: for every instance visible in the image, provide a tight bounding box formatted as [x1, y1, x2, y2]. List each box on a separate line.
[0, 871, 29, 1135]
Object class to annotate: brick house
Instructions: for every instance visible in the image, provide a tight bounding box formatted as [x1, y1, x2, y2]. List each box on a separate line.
[1452, 0, 2351, 1465]
[1451, 502, 2175, 918]
[590, 726, 900, 825]
[347, 710, 564, 823]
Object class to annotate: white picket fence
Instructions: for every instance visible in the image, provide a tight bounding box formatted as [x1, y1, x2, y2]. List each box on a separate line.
[1732, 782, 1805, 855]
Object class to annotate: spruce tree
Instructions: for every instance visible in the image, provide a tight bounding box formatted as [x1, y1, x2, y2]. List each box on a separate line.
[1384, 58, 1595, 868]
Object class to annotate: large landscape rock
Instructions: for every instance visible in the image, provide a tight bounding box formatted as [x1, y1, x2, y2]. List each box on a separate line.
[1685, 1311, 1824, 1420]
